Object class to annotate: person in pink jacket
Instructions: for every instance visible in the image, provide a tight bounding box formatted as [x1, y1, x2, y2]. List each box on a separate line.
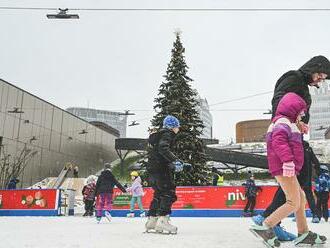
[126, 171, 145, 218]
[250, 92, 327, 247]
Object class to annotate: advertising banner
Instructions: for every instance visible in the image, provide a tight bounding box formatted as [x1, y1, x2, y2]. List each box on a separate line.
[111, 186, 329, 217]
[0, 189, 60, 216]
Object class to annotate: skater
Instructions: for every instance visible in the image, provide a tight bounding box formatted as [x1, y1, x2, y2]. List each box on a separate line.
[253, 141, 321, 241]
[95, 163, 126, 223]
[7, 178, 20, 189]
[126, 171, 145, 218]
[82, 175, 97, 216]
[212, 167, 224, 186]
[315, 165, 330, 222]
[250, 93, 326, 247]
[242, 175, 261, 217]
[145, 115, 184, 234]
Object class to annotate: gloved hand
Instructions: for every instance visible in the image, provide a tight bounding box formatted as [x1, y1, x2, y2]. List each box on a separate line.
[183, 163, 192, 172]
[171, 160, 184, 172]
[283, 161, 295, 177]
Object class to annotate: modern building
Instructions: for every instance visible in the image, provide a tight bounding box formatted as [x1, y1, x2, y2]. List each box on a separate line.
[310, 81, 330, 140]
[196, 96, 213, 139]
[0, 78, 119, 188]
[66, 107, 127, 138]
[236, 119, 270, 143]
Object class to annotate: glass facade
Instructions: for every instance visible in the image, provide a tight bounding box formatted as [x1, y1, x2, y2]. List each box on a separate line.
[196, 96, 213, 139]
[0, 79, 118, 187]
[66, 107, 127, 138]
[310, 81, 330, 140]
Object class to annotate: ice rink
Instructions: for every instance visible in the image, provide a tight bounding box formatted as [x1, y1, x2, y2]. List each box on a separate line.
[1, 217, 330, 248]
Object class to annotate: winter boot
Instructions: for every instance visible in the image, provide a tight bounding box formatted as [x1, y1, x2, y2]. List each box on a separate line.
[127, 212, 135, 218]
[294, 231, 326, 246]
[312, 216, 320, 223]
[252, 214, 265, 226]
[273, 225, 296, 241]
[145, 216, 159, 232]
[155, 216, 178, 234]
[105, 211, 112, 222]
[250, 225, 281, 247]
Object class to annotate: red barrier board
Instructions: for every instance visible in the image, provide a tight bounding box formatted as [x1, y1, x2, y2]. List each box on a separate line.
[0, 189, 59, 210]
[112, 186, 329, 210]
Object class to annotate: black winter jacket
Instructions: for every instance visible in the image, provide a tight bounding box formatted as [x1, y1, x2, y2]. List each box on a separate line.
[271, 55, 330, 123]
[298, 141, 320, 187]
[95, 169, 126, 195]
[147, 129, 178, 173]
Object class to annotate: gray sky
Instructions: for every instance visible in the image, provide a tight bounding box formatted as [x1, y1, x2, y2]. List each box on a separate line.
[1, 0, 330, 141]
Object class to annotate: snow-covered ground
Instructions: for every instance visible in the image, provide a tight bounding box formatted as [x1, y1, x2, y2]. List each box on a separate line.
[1, 217, 330, 248]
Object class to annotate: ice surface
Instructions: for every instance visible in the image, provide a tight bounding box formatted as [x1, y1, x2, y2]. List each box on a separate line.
[1, 217, 329, 248]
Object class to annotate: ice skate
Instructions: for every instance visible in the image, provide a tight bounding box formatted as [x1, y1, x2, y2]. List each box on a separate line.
[252, 214, 265, 226]
[140, 212, 146, 218]
[127, 212, 135, 218]
[294, 231, 326, 246]
[96, 216, 102, 224]
[312, 216, 320, 223]
[144, 216, 159, 233]
[105, 211, 112, 222]
[250, 225, 280, 247]
[273, 225, 296, 241]
[154, 216, 178, 234]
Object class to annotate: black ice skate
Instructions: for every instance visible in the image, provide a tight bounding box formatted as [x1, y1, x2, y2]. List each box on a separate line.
[250, 224, 281, 248]
[294, 231, 326, 246]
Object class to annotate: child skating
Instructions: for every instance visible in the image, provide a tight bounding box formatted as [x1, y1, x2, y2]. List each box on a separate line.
[95, 162, 126, 223]
[82, 175, 97, 216]
[250, 93, 327, 247]
[126, 171, 145, 218]
[145, 115, 184, 234]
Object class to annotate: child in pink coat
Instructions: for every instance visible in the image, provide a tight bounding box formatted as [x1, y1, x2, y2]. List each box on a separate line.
[250, 93, 326, 247]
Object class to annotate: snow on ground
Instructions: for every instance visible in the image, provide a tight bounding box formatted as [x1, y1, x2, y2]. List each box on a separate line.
[1, 217, 330, 248]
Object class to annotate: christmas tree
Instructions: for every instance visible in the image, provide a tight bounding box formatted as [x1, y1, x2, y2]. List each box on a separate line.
[151, 31, 211, 185]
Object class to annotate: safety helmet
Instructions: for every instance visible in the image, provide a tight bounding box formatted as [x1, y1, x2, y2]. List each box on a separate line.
[320, 164, 329, 172]
[130, 171, 139, 177]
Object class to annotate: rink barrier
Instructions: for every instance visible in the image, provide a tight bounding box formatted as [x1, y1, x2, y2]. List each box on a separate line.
[111, 186, 330, 217]
[0, 189, 61, 216]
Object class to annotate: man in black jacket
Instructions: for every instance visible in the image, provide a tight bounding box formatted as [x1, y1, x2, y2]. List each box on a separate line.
[95, 163, 126, 223]
[145, 115, 183, 234]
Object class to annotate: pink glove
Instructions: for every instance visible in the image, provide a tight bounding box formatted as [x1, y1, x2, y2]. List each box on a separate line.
[282, 161, 295, 177]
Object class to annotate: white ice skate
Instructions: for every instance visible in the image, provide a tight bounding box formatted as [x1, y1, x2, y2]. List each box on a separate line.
[140, 212, 146, 218]
[105, 211, 112, 222]
[154, 216, 178, 234]
[127, 212, 135, 218]
[144, 216, 159, 233]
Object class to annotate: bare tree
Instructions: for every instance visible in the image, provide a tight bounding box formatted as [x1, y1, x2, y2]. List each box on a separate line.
[0, 144, 37, 189]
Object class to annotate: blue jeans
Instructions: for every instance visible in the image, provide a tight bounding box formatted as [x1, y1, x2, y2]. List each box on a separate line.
[130, 196, 144, 212]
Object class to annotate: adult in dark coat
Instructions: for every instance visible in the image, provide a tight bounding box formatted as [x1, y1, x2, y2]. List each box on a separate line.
[145, 115, 183, 234]
[7, 178, 20, 189]
[95, 163, 126, 221]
